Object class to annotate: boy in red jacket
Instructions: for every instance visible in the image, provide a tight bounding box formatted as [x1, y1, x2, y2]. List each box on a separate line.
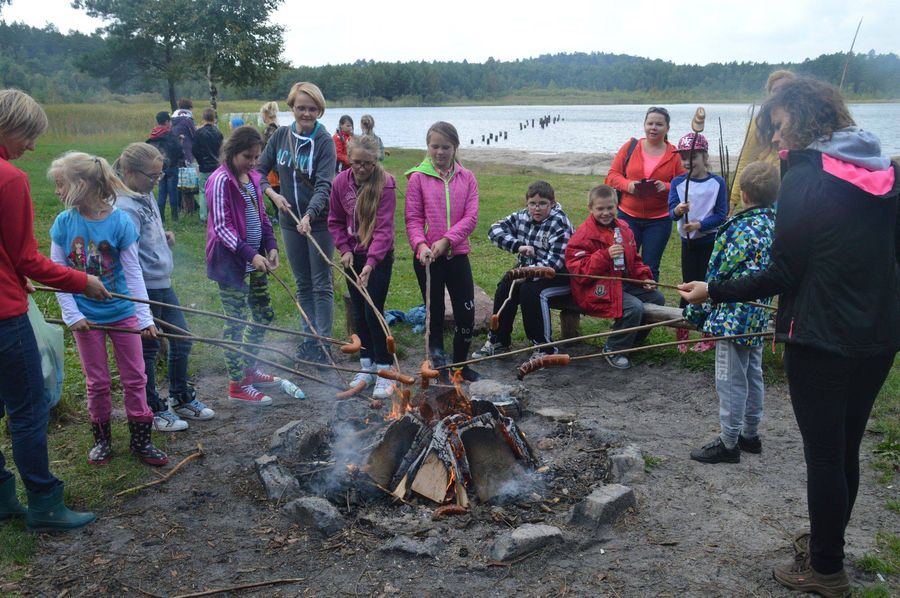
[565, 185, 664, 369]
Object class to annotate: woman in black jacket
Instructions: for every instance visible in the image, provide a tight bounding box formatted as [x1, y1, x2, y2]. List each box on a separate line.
[680, 76, 899, 597]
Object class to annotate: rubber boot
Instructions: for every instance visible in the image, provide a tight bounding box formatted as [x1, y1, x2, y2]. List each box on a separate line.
[0, 476, 26, 520]
[128, 420, 168, 466]
[88, 420, 112, 465]
[25, 484, 95, 530]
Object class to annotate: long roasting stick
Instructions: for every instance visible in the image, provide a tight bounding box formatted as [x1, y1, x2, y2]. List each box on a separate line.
[32, 285, 349, 346]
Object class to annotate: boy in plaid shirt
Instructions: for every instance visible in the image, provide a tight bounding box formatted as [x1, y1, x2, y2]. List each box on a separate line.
[473, 181, 573, 357]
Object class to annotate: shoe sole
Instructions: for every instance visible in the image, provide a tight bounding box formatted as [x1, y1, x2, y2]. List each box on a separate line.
[228, 397, 273, 406]
[153, 423, 189, 432]
[174, 411, 215, 421]
[690, 454, 740, 464]
[26, 516, 96, 531]
[87, 457, 111, 466]
[772, 570, 849, 598]
[132, 451, 168, 467]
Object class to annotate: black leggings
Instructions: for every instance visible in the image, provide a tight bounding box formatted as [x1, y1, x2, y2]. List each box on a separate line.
[679, 239, 714, 308]
[783, 344, 895, 574]
[413, 254, 475, 363]
[345, 251, 393, 365]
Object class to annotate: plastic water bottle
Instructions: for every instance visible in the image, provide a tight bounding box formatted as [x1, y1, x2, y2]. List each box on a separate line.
[612, 227, 626, 271]
[280, 378, 306, 400]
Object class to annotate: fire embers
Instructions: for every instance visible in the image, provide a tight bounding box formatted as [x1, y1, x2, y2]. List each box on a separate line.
[364, 389, 540, 506]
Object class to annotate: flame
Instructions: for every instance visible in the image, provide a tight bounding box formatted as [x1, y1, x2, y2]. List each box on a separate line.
[384, 385, 414, 421]
[446, 468, 456, 494]
[346, 463, 359, 475]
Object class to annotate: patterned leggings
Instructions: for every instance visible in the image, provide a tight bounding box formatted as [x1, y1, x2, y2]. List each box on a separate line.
[217, 272, 275, 381]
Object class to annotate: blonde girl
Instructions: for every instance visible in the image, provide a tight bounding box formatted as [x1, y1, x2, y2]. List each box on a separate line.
[48, 151, 168, 467]
[359, 114, 386, 161]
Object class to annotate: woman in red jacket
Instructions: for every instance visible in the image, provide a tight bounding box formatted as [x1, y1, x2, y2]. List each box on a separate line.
[0, 89, 109, 529]
[605, 107, 685, 282]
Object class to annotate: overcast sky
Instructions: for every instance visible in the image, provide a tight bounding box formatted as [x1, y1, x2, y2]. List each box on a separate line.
[3, 0, 897, 67]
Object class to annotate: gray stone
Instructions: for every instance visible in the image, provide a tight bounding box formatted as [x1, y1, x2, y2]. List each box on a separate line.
[269, 420, 328, 461]
[379, 535, 443, 558]
[489, 523, 564, 561]
[469, 379, 529, 403]
[255, 454, 301, 501]
[444, 284, 493, 331]
[570, 484, 636, 528]
[608, 445, 646, 485]
[533, 407, 576, 423]
[284, 497, 346, 536]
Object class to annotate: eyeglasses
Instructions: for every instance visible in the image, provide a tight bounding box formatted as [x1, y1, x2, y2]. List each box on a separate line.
[350, 160, 376, 169]
[526, 201, 551, 210]
[138, 169, 163, 182]
[292, 105, 319, 114]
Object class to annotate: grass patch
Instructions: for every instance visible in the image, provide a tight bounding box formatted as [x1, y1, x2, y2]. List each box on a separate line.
[857, 532, 900, 576]
[643, 455, 663, 471]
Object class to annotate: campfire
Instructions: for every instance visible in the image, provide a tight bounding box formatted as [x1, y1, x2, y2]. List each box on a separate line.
[363, 382, 540, 506]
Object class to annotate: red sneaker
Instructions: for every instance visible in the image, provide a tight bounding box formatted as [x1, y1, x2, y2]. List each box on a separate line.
[242, 368, 279, 388]
[676, 328, 690, 354]
[228, 381, 273, 405]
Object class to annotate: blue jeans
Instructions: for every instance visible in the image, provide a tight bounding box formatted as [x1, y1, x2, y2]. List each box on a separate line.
[617, 213, 672, 282]
[281, 225, 335, 341]
[0, 313, 61, 494]
[142, 287, 192, 413]
[157, 167, 180, 223]
[716, 340, 764, 448]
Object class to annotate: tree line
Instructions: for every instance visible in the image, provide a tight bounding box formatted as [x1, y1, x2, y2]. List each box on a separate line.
[1, 18, 898, 106]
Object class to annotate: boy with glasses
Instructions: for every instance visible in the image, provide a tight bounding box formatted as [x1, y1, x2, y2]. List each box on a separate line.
[474, 181, 573, 358]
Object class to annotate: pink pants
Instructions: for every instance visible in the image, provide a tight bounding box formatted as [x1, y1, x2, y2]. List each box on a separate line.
[72, 315, 153, 423]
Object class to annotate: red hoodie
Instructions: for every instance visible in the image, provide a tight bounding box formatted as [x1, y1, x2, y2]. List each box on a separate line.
[0, 146, 87, 319]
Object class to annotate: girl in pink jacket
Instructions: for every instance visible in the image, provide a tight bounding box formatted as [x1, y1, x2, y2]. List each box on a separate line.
[404, 121, 480, 381]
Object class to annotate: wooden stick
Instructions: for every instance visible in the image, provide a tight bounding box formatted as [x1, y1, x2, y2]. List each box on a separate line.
[493, 278, 521, 332]
[170, 578, 307, 598]
[115, 444, 205, 496]
[569, 331, 773, 361]
[438, 317, 686, 370]
[32, 285, 347, 345]
[424, 259, 433, 359]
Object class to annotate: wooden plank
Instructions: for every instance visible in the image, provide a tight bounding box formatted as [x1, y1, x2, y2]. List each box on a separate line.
[410, 451, 449, 503]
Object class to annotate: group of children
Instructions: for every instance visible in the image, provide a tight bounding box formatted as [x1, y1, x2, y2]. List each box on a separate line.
[332, 114, 387, 172]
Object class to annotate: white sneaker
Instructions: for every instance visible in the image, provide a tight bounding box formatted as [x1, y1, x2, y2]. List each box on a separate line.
[169, 392, 215, 420]
[472, 339, 509, 358]
[373, 365, 394, 399]
[350, 358, 375, 390]
[153, 409, 188, 432]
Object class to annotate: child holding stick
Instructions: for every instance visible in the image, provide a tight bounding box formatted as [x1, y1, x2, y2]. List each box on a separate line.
[206, 126, 280, 405]
[668, 132, 728, 353]
[684, 161, 777, 463]
[474, 180, 573, 358]
[49, 151, 168, 466]
[565, 185, 664, 370]
[115, 142, 215, 431]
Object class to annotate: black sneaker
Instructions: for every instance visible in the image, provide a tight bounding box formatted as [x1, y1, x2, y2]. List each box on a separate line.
[690, 437, 740, 464]
[738, 434, 762, 454]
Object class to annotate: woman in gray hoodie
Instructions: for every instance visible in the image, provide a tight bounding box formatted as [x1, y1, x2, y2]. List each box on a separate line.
[256, 82, 337, 361]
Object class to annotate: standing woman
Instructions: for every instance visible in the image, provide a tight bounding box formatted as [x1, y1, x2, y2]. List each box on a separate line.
[256, 82, 337, 361]
[405, 121, 480, 382]
[605, 107, 685, 282]
[333, 115, 354, 173]
[679, 77, 899, 596]
[0, 89, 108, 529]
[328, 135, 396, 398]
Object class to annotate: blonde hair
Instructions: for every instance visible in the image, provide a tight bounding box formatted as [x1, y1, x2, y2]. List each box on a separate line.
[360, 114, 375, 134]
[765, 70, 796, 94]
[113, 142, 163, 178]
[347, 135, 385, 247]
[286, 82, 326, 116]
[426, 121, 460, 164]
[48, 151, 130, 213]
[260, 101, 279, 123]
[739, 161, 780, 208]
[0, 89, 49, 146]
[587, 184, 617, 207]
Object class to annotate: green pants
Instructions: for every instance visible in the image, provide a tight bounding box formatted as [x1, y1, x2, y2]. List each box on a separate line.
[198, 172, 211, 223]
[217, 271, 274, 381]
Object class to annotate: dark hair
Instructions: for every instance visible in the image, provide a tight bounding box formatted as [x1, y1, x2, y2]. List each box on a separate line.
[201, 107, 216, 123]
[587, 184, 617, 207]
[222, 125, 264, 173]
[155, 111, 170, 125]
[336, 114, 353, 134]
[739, 161, 780, 208]
[645, 106, 670, 141]
[756, 76, 855, 151]
[526, 180, 555, 202]
[177, 98, 193, 110]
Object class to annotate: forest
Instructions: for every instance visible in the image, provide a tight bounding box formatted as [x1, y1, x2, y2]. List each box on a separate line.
[1, 20, 899, 104]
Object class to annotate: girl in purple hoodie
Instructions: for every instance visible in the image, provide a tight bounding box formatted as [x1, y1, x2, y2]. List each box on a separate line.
[328, 135, 396, 398]
[405, 121, 480, 382]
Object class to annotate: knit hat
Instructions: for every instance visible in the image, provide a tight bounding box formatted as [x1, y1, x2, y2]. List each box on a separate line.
[676, 132, 709, 152]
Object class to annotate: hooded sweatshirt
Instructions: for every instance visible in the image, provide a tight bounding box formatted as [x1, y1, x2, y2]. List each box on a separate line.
[710, 127, 899, 357]
[256, 121, 336, 231]
[404, 158, 479, 256]
[147, 125, 184, 170]
[116, 190, 174, 289]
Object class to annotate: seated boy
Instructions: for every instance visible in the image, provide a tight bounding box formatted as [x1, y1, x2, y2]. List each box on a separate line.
[473, 180, 574, 357]
[682, 161, 778, 463]
[565, 184, 664, 369]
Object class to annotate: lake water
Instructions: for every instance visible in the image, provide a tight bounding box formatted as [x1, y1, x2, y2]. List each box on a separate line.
[273, 103, 900, 157]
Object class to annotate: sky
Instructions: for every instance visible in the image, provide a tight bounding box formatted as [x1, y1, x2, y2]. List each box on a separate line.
[3, 0, 898, 67]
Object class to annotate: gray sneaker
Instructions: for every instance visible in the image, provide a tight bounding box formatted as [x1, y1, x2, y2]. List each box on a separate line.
[153, 409, 188, 432]
[605, 353, 631, 369]
[170, 391, 215, 421]
[472, 339, 510, 358]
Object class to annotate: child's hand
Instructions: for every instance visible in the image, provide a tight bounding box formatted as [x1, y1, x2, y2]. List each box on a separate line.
[678, 281, 710, 304]
[518, 245, 536, 258]
[416, 243, 433, 265]
[165, 231, 175, 247]
[340, 252, 354, 269]
[296, 214, 311, 235]
[358, 264, 373, 288]
[683, 221, 701, 233]
[267, 249, 279, 270]
[251, 254, 269, 272]
[643, 281, 658, 290]
[674, 202, 690, 217]
[84, 275, 111, 300]
[141, 325, 159, 340]
[69, 319, 90, 332]
[608, 244, 624, 260]
[431, 237, 451, 259]
[270, 191, 291, 212]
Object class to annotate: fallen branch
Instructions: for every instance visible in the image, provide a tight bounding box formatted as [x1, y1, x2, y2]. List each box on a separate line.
[170, 577, 307, 598]
[115, 444, 205, 497]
